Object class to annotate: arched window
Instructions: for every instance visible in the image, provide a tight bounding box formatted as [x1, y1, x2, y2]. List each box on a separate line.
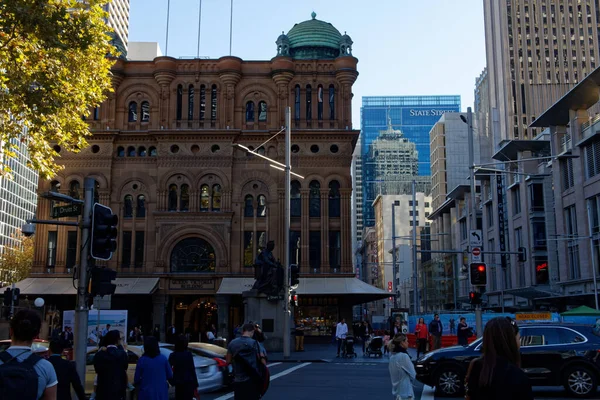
[309, 180, 321, 217]
[291, 180, 301, 217]
[257, 195, 267, 217]
[317, 85, 324, 120]
[199, 85, 206, 120]
[258, 101, 267, 122]
[329, 84, 335, 120]
[329, 180, 341, 218]
[138, 146, 147, 157]
[168, 184, 178, 211]
[94, 180, 100, 203]
[170, 237, 216, 273]
[180, 184, 189, 211]
[176, 84, 183, 121]
[93, 107, 100, 120]
[244, 195, 254, 217]
[294, 85, 301, 120]
[136, 195, 146, 218]
[117, 146, 125, 157]
[246, 101, 255, 122]
[212, 184, 222, 211]
[306, 85, 312, 120]
[188, 85, 195, 120]
[210, 84, 217, 121]
[69, 181, 80, 200]
[128, 101, 138, 122]
[127, 146, 136, 157]
[149, 146, 157, 157]
[141, 101, 150, 122]
[124, 195, 133, 218]
[200, 184, 210, 211]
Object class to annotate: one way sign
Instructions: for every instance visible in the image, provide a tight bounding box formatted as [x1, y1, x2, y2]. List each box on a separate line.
[469, 230, 482, 247]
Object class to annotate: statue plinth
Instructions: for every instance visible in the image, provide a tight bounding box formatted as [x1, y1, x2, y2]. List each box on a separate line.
[242, 290, 288, 352]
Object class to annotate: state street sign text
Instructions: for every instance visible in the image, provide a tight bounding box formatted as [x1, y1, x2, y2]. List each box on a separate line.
[51, 203, 83, 219]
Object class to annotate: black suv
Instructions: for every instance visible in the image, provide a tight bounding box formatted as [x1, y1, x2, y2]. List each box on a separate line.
[415, 324, 600, 398]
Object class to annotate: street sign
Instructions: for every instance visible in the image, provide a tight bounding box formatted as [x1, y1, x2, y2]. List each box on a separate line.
[515, 312, 552, 322]
[51, 203, 82, 219]
[469, 230, 482, 247]
[471, 247, 482, 262]
[93, 295, 111, 310]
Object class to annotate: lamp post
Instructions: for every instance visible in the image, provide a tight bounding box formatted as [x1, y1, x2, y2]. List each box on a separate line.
[391, 200, 400, 310]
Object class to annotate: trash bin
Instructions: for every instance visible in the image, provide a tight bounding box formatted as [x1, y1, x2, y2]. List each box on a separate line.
[213, 337, 227, 348]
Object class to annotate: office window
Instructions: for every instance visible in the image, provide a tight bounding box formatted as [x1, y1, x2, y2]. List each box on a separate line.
[512, 186, 522, 214]
[409, 210, 419, 216]
[46, 231, 57, 268]
[244, 195, 254, 217]
[243, 231, 254, 267]
[565, 205, 580, 279]
[124, 195, 133, 218]
[530, 183, 544, 211]
[486, 203, 494, 227]
[309, 180, 321, 217]
[121, 231, 132, 268]
[309, 231, 321, 269]
[210, 85, 217, 121]
[585, 135, 600, 178]
[289, 231, 301, 266]
[134, 232, 144, 268]
[460, 220, 467, 240]
[136, 195, 146, 218]
[199, 85, 206, 120]
[188, 85, 194, 120]
[561, 158, 575, 190]
[65, 231, 77, 271]
[294, 85, 301, 120]
[329, 231, 341, 269]
[328, 180, 341, 218]
[176, 85, 182, 121]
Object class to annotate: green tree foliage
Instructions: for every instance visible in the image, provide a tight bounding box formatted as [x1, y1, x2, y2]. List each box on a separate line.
[0, 0, 115, 179]
[0, 233, 34, 284]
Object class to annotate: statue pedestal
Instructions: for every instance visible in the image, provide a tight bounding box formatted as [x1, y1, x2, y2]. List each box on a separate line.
[242, 289, 287, 352]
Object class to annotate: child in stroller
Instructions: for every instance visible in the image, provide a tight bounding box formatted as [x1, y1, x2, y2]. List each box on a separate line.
[365, 335, 384, 357]
[342, 334, 357, 358]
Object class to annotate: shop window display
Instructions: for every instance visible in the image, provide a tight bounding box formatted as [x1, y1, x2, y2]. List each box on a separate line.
[294, 296, 339, 337]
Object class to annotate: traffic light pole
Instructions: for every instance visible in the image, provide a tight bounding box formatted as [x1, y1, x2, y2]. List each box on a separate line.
[74, 177, 94, 382]
[283, 107, 291, 359]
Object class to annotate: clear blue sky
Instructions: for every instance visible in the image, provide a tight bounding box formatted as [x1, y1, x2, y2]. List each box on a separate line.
[128, 0, 486, 127]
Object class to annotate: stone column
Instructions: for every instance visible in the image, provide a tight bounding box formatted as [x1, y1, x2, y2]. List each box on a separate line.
[216, 294, 231, 339]
[152, 293, 167, 343]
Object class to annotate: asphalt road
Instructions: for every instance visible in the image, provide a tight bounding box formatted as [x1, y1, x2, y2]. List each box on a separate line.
[426, 385, 600, 400]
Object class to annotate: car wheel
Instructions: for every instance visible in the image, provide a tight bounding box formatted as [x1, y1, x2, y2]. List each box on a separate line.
[564, 365, 598, 398]
[435, 366, 464, 397]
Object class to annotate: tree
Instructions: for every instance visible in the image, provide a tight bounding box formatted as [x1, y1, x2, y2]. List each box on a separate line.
[0, 233, 34, 284]
[0, 0, 115, 179]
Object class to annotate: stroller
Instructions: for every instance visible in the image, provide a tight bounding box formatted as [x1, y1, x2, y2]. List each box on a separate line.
[365, 336, 383, 358]
[342, 334, 357, 358]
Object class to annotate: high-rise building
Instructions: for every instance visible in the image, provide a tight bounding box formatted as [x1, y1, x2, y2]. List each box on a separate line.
[104, 0, 130, 51]
[484, 0, 600, 145]
[351, 142, 363, 246]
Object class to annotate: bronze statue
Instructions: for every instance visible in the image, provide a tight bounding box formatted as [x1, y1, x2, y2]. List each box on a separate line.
[253, 240, 284, 296]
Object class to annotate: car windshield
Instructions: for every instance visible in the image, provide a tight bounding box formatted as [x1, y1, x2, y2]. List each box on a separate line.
[469, 338, 483, 348]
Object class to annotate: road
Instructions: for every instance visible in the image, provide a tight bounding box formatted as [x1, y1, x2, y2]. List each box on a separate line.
[201, 360, 599, 400]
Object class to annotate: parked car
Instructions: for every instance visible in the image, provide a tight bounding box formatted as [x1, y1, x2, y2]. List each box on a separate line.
[0, 339, 50, 358]
[415, 323, 600, 398]
[162, 342, 233, 386]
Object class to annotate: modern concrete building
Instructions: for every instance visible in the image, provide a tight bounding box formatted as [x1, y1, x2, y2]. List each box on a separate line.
[127, 42, 163, 61]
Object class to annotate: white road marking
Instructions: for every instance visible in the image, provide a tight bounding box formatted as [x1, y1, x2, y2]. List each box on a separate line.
[420, 384, 436, 400]
[214, 362, 312, 400]
[267, 362, 282, 368]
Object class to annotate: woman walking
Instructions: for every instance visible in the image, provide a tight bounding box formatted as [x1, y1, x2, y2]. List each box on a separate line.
[465, 317, 533, 400]
[134, 336, 174, 400]
[388, 334, 416, 400]
[169, 335, 199, 400]
[414, 317, 428, 359]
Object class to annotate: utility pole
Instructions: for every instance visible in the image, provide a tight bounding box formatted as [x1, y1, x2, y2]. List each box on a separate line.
[74, 177, 94, 381]
[392, 202, 397, 310]
[283, 107, 291, 359]
[412, 180, 418, 315]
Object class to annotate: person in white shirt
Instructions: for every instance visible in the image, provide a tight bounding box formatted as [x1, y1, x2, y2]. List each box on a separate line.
[388, 333, 416, 400]
[335, 318, 348, 357]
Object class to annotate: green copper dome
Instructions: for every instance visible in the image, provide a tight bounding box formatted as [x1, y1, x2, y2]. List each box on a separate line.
[286, 12, 343, 59]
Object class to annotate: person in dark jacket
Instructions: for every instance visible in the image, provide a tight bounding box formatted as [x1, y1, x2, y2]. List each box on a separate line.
[465, 317, 533, 400]
[93, 330, 129, 400]
[428, 314, 443, 350]
[134, 336, 173, 400]
[48, 340, 86, 400]
[457, 317, 470, 346]
[168, 335, 199, 400]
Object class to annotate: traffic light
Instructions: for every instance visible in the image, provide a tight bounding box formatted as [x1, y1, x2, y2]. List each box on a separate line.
[469, 263, 487, 286]
[3, 288, 11, 306]
[91, 203, 118, 260]
[289, 290, 298, 308]
[90, 267, 117, 297]
[518, 247, 527, 262]
[12, 288, 19, 306]
[469, 291, 482, 305]
[290, 264, 299, 287]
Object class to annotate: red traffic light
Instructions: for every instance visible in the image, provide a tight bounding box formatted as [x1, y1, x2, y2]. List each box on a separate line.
[478, 265, 486, 272]
[469, 263, 487, 286]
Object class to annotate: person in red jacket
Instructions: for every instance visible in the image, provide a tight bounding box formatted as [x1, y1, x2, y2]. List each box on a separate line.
[414, 317, 428, 358]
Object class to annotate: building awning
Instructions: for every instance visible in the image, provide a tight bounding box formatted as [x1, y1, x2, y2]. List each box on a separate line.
[492, 139, 551, 161]
[217, 277, 390, 304]
[502, 286, 560, 300]
[3, 277, 159, 295]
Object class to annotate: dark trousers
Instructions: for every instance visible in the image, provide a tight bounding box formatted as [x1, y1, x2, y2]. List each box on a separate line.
[175, 384, 195, 400]
[458, 336, 468, 346]
[234, 380, 260, 400]
[417, 338, 427, 357]
[337, 338, 342, 355]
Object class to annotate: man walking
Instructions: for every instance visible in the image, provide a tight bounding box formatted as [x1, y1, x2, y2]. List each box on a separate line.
[226, 323, 267, 400]
[429, 314, 443, 350]
[335, 318, 348, 357]
[47, 340, 86, 400]
[93, 330, 128, 400]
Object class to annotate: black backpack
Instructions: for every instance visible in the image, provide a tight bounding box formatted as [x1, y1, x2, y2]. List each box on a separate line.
[0, 350, 41, 400]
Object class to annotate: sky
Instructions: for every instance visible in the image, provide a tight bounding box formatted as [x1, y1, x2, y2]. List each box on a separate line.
[128, 0, 486, 128]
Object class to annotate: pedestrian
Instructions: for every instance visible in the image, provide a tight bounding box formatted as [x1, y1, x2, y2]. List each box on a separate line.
[226, 323, 267, 400]
[335, 318, 348, 357]
[294, 320, 305, 352]
[253, 324, 268, 358]
[388, 334, 416, 400]
[233, 324, 242, 338]
[428, 314, 443, 350]
[0, 309, 58, 400]
[359, 321, 368, 353]
[393, 320, 401, 335]
[134, 336, 173, 400]
[414, 317, 428, 358]
[47, 340, 86, 400]
[383, 330, 391, 355]
[457, 317, 470, 346]
[465, 317, 533, 400]
[449, 318, 456, 334]
[93, 330, 128, 400]
[101, 324, 111, 338]
[207, 325, 216, 343]
[168, 335, 199, 400]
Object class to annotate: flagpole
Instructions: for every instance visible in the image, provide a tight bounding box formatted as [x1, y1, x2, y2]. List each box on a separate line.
[165, 0, 171, 55]
[197, 0, 202, 58]
[229, 0, 234, 55]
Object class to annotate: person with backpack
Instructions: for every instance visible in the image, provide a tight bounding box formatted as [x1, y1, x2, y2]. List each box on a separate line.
[0, 309, 58, 400]
[226, 323, 268, 400]
[47, 340, 86, 400]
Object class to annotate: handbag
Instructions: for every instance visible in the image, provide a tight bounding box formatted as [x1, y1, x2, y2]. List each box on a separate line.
[234, 341, 270, 396]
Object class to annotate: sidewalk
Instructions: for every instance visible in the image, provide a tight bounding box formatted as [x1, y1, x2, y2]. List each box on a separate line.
[268, 342, 418, 363]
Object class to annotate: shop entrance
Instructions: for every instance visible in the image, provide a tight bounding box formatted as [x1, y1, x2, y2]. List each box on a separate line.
[172, 296, 217, 342]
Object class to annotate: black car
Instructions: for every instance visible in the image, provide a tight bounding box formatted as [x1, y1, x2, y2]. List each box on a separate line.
[415, 323, 600, 398]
